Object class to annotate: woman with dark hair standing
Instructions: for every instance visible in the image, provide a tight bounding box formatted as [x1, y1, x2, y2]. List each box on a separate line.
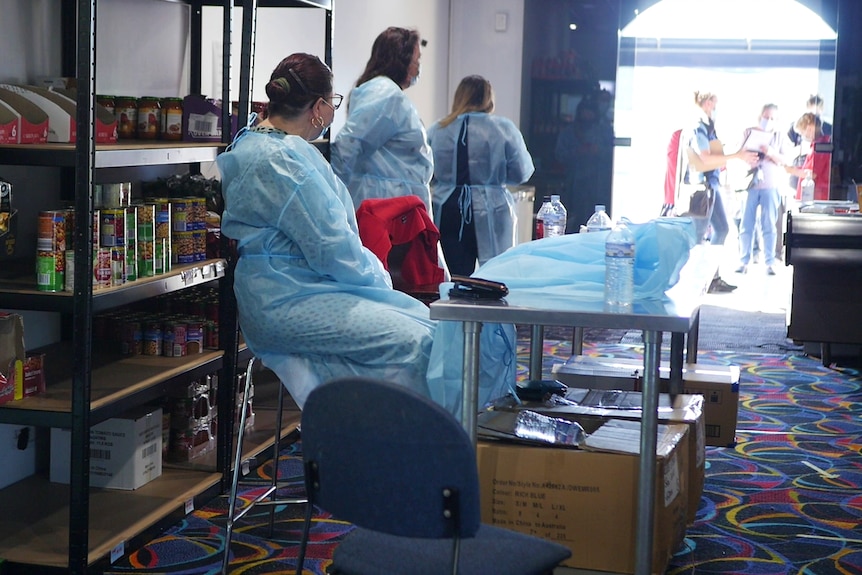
[331, 27, 434, 211]
[427, 75, 534, 276]
[217, 52, 436, 408]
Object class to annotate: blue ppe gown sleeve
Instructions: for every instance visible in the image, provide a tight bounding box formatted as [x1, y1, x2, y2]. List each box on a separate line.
[331, 76, 434, 211]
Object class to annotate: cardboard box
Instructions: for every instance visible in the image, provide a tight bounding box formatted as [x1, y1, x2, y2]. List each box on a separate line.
[477, 420, 689, 574]
[508, 390, 705, 524]
[182, 95, 237, 142]
[0, 87, 49, 144]
[0, 424, 36, 490]
[50, 407, 163, 490]
[553, 356, 740, 447]
[0, 84, 117, 144]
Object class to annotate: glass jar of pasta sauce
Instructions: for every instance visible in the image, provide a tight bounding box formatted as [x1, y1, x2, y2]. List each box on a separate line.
[115, 96, 138, 139]
[160, 97, 184, 141]
[136, 97, 161, 139]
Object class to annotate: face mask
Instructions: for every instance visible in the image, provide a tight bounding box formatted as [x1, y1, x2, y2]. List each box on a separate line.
[410, 64, 421, 87]
[759, 118, 774, 131]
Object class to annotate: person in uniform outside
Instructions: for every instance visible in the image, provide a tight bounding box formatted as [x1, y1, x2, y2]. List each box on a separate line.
[427, 75, 535, 276]
[331, 27, 434, 211]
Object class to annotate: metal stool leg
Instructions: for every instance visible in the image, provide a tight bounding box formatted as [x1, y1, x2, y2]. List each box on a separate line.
[222, 357, 306, 573]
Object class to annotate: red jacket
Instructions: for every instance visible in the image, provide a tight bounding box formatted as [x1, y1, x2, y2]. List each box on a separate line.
[796, 135, 832, 201]
[356, 196, 445, 290]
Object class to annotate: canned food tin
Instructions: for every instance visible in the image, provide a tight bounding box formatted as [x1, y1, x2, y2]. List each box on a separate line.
[94, 247, 111, 290]
[204, 320, 218, 349]
[136, 97, 161, 139]
[185, 321, 204, 354]
[36, 210, 67, 292]
[64, 249, 75, 292]
[95, 182, 132, 209]
[138, 239, 155, 277]
[137, 203, 156, 241]
[163, 321, 187, 357]
[155, 237, 167, 275]
[171, 200, 192, 232]
[173, 230, 195, 264]
[190, 197, 207, 230]
[121, 321, 142, 356]
[100, 208, 125, 247]
[110, 247, 125, 287]
[115, 96, 138, 139]
[142, 321, 163, 356]
[124, 207, 138, 282]
[192, 230, 206, 262]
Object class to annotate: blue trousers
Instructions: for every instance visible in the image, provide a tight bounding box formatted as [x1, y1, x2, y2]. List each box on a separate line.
[739, 187, 780, 266]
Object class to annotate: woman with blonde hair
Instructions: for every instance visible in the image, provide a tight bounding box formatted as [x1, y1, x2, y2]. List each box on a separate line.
[427, 75, 534, 276]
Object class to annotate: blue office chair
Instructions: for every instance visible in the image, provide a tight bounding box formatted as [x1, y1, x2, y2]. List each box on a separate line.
[295, 377, 572, 575]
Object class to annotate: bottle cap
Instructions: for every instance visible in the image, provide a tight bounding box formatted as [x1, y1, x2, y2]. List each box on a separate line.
[595, 204, 605, 212]
[551, 194, 560, 201]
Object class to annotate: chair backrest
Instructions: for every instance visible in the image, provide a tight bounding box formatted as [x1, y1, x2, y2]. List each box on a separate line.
[301, 377, 481, 539]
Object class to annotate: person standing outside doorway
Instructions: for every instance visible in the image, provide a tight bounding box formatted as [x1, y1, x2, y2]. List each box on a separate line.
[736, 103, 792, 276]
[684, 91, 756, 293]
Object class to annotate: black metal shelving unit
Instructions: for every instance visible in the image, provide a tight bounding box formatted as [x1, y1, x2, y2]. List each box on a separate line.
[0, 1, 333, 572]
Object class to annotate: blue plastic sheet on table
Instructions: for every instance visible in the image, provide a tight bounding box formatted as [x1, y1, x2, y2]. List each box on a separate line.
[473, 216, 698, 306]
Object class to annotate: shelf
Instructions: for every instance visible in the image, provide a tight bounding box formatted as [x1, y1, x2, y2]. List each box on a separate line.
[0, 259, 225, 313]
[0, 344, 224, 428]
[0, 141, 225, 168]
[0, 468, 221, 569]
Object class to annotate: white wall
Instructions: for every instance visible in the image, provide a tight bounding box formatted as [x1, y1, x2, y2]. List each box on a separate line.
[201, 0, 525, 134]
[449, 0, 525, 128]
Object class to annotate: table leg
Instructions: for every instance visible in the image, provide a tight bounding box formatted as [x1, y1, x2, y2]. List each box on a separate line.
[670, 332, 684, 397]
[686, 309, 700, 364]
[636, 329, 662, 575]
[529, 325, 544, 381]
[462, 320, 483, 447]
[572, 326, 584, 356]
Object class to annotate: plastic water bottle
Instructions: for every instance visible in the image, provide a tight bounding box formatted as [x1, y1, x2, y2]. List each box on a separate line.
[605, 221, 635, 309]
[585, 204, 612, 233]
[534, 195, 552, 239]
[544, 194, 567, 237]
[800, 169, 815, 202]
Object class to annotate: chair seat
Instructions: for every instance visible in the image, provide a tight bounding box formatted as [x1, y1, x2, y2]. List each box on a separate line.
[331, 523, 571, 575]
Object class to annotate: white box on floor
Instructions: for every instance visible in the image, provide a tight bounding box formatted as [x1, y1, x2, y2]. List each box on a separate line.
[552, 356, 739, 447]
[0, 424, 36, 489]
[50, 407, 162, 490]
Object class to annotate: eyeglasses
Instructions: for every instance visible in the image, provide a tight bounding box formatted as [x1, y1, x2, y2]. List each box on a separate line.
[320, 93, 343, 111]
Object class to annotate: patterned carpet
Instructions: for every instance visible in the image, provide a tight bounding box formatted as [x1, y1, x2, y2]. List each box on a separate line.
[104, 339, 862, 575]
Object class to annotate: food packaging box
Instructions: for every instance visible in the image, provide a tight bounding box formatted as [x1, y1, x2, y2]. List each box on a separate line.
[552, 355, 740, 447]
[0, 424, 36, 490]
[182, 95, 237, 142]
[0, 313, 25, 406]
[498, 390, 705, 524]
[0, 85, 117, 143]
[0, 87, 49, 144]
[12, 353, 46, 400]
[477, 420, 689, 574]
[50, 406, 163, 490]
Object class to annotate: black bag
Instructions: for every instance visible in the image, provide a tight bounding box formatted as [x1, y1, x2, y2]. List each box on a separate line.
[687, 187, 713, 217]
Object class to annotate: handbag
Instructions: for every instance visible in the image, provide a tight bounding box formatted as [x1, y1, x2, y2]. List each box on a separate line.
[687, 187, 713, 217]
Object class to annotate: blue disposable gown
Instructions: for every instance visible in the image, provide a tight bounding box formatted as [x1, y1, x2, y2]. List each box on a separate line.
[331, 76, 434, 211]
[427, 112, 534, 264]
[217, 127, 436, 408]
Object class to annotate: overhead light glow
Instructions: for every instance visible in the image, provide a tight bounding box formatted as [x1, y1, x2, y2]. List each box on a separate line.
[569, 23, 578, 31]
[621, 0, 836, 40]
